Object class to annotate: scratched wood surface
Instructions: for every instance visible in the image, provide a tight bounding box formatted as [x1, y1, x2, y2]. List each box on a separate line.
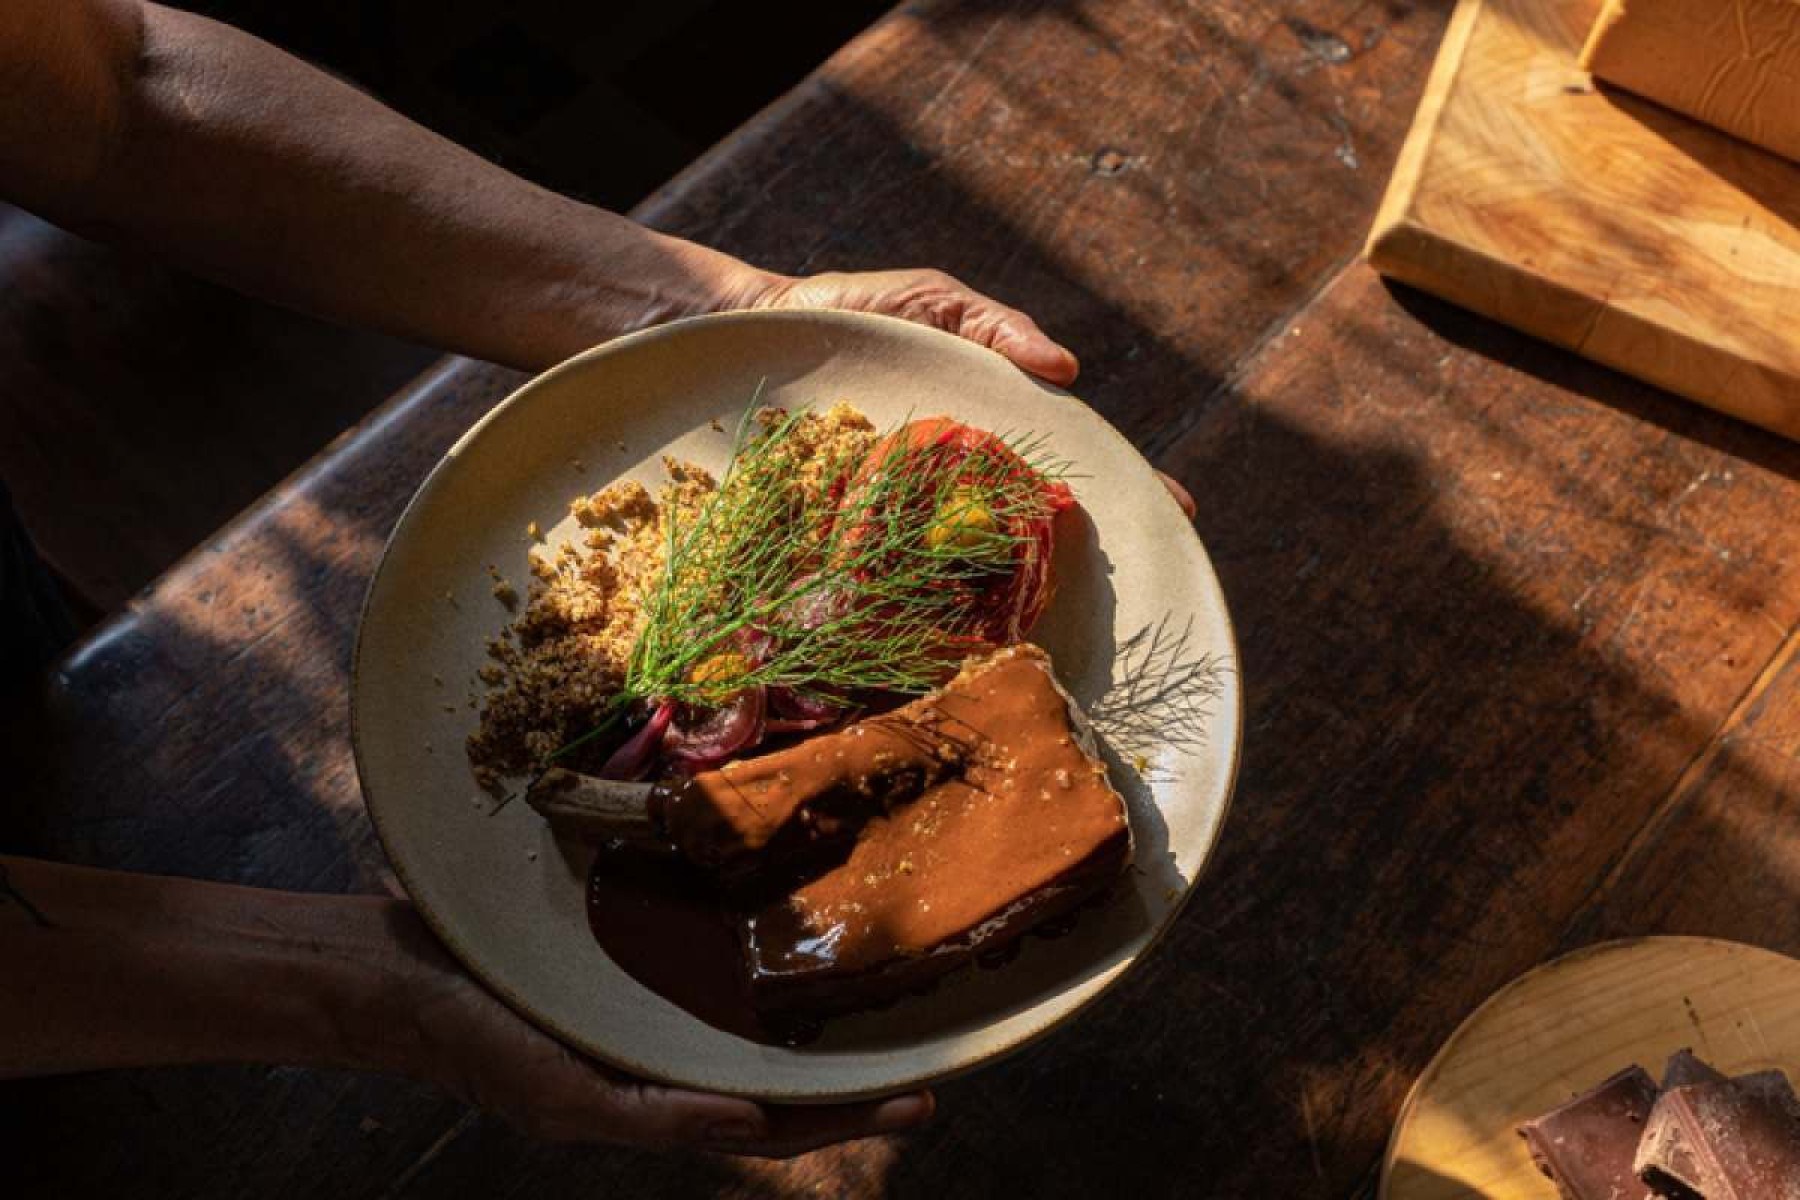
[0, 204, 435, 612]
[11, 0, 1800, 1196]
[1366, 0, 1800, 440]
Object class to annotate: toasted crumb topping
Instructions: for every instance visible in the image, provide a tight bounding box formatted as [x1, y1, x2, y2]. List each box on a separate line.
[466, 404, 875, 777]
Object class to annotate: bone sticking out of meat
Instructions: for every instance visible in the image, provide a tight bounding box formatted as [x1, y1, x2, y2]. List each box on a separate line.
[529, 711, 966, 883]
[740, 643, 1134, 1022]
[657, 692, 973, 887]
[524, 769, 671, 855]
[533, 655, 1008, 884]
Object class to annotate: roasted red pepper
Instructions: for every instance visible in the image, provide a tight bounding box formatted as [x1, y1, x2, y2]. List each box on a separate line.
[846, 417, 1074, 647]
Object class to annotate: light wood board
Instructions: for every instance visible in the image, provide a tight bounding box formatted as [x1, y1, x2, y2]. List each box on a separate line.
[1367, 0, 1800, 441]
[1380, 937, 1800, 1198]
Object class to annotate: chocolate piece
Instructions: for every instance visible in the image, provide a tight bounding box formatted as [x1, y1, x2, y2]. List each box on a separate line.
[1518, 1066, 1659, 1200]
[740, 644, 1132, 1021]
[1635, 1070, 1800, 1200]
[1662, 1049, 1728, 1092]
[1640, 1051, 1730, 1200]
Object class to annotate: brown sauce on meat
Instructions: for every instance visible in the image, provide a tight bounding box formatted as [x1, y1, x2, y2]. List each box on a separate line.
[659, 704, 960, 883]
[586, 645, 1133, 1039]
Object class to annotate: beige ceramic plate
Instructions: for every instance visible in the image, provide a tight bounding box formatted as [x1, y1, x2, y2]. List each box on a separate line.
[1382, 937, 1800, 1198]
[354, 310, 1242, 1101]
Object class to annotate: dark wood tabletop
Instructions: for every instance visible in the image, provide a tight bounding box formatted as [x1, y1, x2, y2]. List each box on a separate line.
[13, 1, 1800, 1196]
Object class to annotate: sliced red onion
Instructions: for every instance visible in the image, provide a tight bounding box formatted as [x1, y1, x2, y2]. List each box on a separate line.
[779, 580, 851, 632]
[765, 715, 840, 736]
[598, 701, 675, 781]
[769, 684, 846, 723]
[663, 685, 767, 771]
[760, 575, 859, 657]
[728, 626, 776, 664]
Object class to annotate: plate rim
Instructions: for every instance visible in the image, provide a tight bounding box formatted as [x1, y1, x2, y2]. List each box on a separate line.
[351, 308, 1245, 1101]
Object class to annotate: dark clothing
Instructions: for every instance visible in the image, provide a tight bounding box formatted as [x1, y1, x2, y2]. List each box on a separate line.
[0, 482, 76, 691]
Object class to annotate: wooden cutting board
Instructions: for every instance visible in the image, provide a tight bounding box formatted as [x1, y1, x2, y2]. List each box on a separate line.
[1380, 938, 1800, 1198]
[1367, 0, 1800, 441]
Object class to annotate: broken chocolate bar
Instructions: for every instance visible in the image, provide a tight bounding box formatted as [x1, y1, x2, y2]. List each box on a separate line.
[1518, 1066, 1659, 1200]
[739, 644, 1132, 1021]
[1661, 1048, 1728, 1092]
[1635, 1069, 1800, 1200]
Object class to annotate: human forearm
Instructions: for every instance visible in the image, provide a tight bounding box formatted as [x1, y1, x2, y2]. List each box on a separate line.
[20, 3, 772, 371]
[0, 854, 427, 1081]
[0, 0, 1097, 429]
[0, 853, 934, 1153]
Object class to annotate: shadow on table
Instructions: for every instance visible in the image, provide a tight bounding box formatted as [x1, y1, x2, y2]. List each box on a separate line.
[0, 205, 437, 611]
[1384, 284, 1800, 489]
[12, 11, 1800, 1200]
[1594, 81, 1800, 234]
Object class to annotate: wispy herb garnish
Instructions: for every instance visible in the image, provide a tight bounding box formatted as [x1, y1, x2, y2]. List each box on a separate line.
[551, 401, 1071, 759]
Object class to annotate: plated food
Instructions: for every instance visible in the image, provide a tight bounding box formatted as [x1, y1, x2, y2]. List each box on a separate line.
[352, 310, 1240, 1099]
[467, 402, 1070, 785]
[472, 400, 1130, 1040]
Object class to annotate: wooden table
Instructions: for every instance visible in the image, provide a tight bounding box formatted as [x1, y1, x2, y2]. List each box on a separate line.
[11, 1, 1800, 1195]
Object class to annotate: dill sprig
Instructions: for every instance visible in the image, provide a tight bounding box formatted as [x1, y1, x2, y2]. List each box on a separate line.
[622, 403, 1072, 709]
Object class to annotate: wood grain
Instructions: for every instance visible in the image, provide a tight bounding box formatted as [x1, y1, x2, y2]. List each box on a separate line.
[1580, 0, 1800, 167]
[17, 0, 1800, 1197]
[2, 361, 519, 1199]
[374, 275, 1800, 1199]
[1560, 621, 1800, 952]
[1381, 938, 1800, 1198]
[0, 205, 435, 610]
[3, 0, 1465, 1192]
[1367, 0, 1800, 441]
[974, 263, 1800, 1198]
[641, 0, 1455, 457]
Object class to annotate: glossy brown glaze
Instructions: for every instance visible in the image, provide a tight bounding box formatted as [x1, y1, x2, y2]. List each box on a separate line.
[584, 850, 767, 1042]
[660, 704, 964, 887]
[593, 646, 1131, 1037]
[741, 645, 1132, 1021]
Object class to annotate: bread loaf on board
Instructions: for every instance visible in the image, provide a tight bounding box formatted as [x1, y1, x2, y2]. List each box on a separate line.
[1580, 0, 1800, 163]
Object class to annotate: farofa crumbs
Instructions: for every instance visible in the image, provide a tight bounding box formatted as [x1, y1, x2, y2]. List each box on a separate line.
[466, 403, 875, 779]
[486, 565, 518, 610]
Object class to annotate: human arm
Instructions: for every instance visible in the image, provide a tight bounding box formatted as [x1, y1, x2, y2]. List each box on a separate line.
[0, 0, 1078, 384]
[0, 0, 1207, 514]
[0, 854, 929, 1154]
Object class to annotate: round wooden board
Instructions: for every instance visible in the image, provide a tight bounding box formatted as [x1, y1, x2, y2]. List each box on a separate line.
[1381, 937, 1800, 1198]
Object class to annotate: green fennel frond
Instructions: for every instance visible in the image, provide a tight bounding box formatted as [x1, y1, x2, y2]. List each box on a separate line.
[621, 402, 1070, 709]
